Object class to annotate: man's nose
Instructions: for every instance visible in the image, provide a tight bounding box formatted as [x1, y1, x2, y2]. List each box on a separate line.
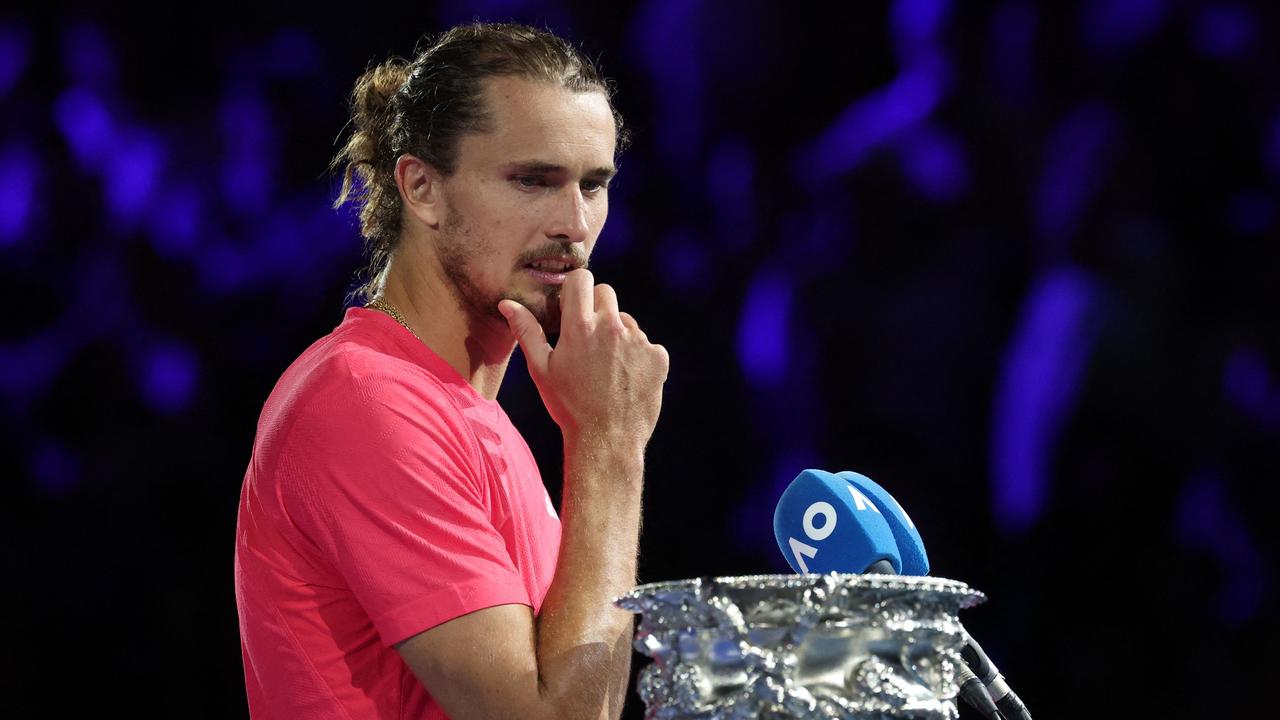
[544, 185, 590, 245]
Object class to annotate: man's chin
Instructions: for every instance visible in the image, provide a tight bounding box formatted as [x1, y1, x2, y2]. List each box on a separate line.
[501, 291, 561, 335]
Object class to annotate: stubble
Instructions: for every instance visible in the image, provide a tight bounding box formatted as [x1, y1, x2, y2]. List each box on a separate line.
[436, 203, 565, 334]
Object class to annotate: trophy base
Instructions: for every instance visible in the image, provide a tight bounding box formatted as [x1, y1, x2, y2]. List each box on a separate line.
[616, 573, 985, 719]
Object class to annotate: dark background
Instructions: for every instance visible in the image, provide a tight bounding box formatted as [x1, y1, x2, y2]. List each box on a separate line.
[2, 0, 1277, 716]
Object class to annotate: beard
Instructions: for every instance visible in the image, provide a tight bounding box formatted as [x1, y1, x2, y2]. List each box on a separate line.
[435, 203, 582, 336]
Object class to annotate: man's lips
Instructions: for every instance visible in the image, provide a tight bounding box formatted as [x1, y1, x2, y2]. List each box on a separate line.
[523, 267, 570, 285]
[522, 256, 582, 285]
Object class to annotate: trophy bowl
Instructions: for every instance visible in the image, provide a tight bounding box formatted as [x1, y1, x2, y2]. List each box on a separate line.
[616, 573, 985, 720]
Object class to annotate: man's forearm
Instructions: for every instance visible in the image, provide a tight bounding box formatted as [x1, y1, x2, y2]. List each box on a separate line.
[533, 437, 644, 720]
[493, 273, 667, 720]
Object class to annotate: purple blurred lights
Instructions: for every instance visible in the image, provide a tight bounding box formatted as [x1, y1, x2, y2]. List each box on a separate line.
[1223, 346, 1270, 414]
[149, 184, 203, 258]
[199, 242, 251, 294]
[585, 196, 633, 263]
[105, 130, 167, 225]
[262, 29, 322, 79]
[654, 228, 706, 292]
[0, 144, 38, 245]
[736, 272, 793, 387]
[891, 0, 951, 59]
[1081, 0, 1167, 52]
[1035, 104, 1116, 246]
[991, 267, 1099, 533]
[32, 440, 81, 497]
[986, 2, 1038, 100]
[898, 126, 969, 201]
[0, 331, 70, 403]
[54, 87, 116, 170]
[0, 23, 31, 96]
[1192, 4, 1254, 59]
[142, 343, 199, 414]
[632, 0, 706, 166]
[221, 94, 276, 214]
[806, 57, 946, 182]
[707, 138, 756, 249]
[223, 157, 273, 215]
[1174, 470, 1270, 626]
[1223, 346, 1280, 429]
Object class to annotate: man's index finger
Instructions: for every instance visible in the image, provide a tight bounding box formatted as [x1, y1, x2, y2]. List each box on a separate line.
[559, 269, 595, 325]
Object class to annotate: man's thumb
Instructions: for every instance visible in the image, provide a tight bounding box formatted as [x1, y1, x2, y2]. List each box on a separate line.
[498, 299, 551, 373]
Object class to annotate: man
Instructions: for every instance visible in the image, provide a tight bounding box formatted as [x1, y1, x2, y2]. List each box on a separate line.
[234, 23, 668, 720]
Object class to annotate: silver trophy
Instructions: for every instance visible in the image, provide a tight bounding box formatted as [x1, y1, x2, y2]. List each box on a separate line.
[616, 573, 984, 719]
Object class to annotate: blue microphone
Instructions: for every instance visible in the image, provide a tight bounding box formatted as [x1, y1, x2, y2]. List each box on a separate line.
[836, 471, 930, 575]
[825, 471, 1031, 720]
[772, 469, 902, 574]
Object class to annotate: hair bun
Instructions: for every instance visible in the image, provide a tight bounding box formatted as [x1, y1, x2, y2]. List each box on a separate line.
[351, 58, 410, 135]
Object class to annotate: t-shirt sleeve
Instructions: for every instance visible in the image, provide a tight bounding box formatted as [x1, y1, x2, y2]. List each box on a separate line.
[280, 362, 529, 647]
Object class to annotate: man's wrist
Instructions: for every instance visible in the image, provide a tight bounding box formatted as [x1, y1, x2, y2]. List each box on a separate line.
[563, 432, 646, 476]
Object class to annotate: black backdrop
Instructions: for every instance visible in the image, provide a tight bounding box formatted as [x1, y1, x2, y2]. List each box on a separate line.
[2, 1, 1277, 716]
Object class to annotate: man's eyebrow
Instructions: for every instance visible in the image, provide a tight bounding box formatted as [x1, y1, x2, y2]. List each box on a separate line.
[504, 160, 617, 180]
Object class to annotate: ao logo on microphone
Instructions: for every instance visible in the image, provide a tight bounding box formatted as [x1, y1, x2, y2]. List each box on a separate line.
[772, 469, 901, 574]
[837, 470, 930, 575]
[788, 484, 884, 572]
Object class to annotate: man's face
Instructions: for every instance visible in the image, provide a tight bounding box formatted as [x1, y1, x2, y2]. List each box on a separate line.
[434, 76, 617, 334]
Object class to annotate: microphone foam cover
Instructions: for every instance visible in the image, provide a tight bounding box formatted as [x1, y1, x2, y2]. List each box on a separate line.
[773, 469, 902, 574]
[837, 471, 930, 575]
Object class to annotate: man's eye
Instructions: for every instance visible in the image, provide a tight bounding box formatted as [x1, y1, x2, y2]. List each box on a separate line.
[581, 180, 607, 193]
[514, 175, 543, 188]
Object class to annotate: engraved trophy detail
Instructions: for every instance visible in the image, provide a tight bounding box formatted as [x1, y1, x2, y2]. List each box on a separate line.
[616, 573, 984, 720]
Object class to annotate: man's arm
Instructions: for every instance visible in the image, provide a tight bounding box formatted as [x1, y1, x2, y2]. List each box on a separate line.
[397, 270, 667, 720]
[397, 444, 643, 720]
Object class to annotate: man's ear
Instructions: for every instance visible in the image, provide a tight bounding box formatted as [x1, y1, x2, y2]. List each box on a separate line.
[395, 154, 443, 228]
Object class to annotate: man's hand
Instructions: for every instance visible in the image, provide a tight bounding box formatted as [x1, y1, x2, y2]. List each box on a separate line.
[499, 269, 669, 453]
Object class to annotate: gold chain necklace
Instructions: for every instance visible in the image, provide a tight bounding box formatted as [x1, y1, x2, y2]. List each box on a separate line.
[365, 297, 424, 343]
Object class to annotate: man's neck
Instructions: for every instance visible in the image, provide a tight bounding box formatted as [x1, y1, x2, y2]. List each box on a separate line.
[377, 255, 515, 402]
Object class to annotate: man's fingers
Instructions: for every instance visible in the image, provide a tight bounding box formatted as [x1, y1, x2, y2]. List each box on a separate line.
[560, 269, 594, 328]
[594, 284, 619, 318]
[653, 343, 670, 375]
[497, 299, 550, 375]
[618, 311, 650, 342]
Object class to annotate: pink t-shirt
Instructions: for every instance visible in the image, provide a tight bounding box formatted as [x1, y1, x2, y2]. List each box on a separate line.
[235, 307, 561, 720]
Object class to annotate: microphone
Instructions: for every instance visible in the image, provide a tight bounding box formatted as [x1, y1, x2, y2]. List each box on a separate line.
[957, 664, 1004, 720]
[959, 630, 1032, 720]
[829, 471, 1029, 717]
[836, 471, 929, 575]
[772, 469, 902, 574]
[772, 469, 1032, 720]
[829, 473, 1031, 720]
